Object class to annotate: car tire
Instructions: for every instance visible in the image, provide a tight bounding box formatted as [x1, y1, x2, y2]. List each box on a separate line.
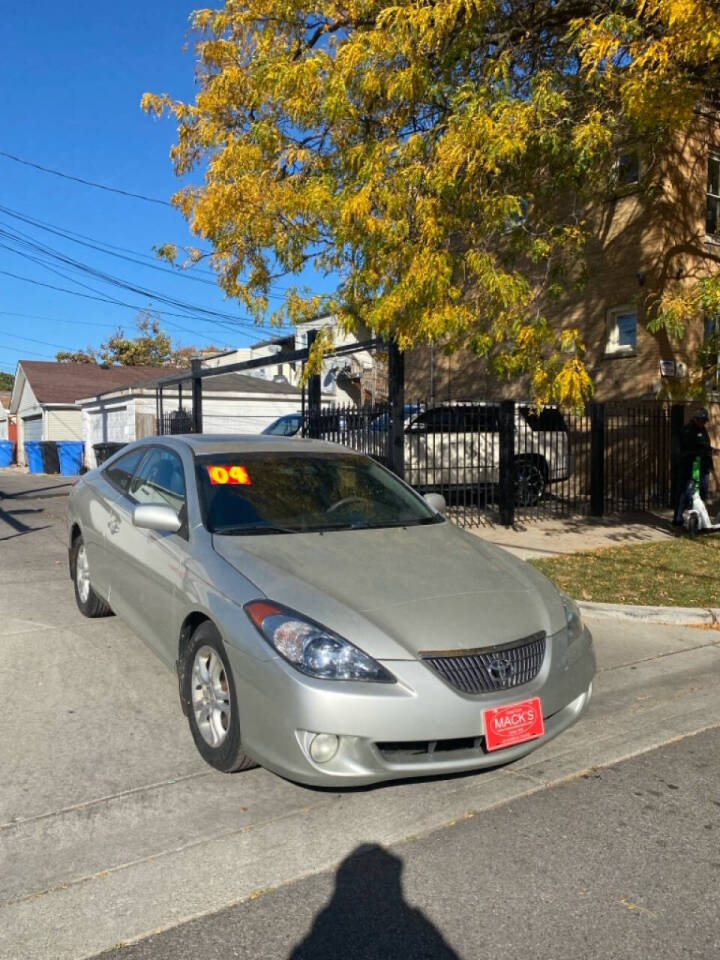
[513, 458, 547, 507]
[71, 536, 113, 618]
[182, 621, 258, 774]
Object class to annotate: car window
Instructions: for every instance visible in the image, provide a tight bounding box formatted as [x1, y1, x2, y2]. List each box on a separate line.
[474, 406, 500, 432]
[264, 415, 301, 436]
[129, 448, 186, 514]
[408, 409, 454, 432]
[407, 406, 498, 433]
[103, 448, 146, 493]
[519, 407, 568, 432]
[196, 452, 443, 534]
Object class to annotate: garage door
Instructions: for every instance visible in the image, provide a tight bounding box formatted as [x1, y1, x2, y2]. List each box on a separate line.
[23, 415, 43, 441]
[105, 407, 127, 442]
[88, 406, 127, 445]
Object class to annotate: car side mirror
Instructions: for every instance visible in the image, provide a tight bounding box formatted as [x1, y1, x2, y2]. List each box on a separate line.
[424, 493, 447, 515]
[132, 504, 182, 533]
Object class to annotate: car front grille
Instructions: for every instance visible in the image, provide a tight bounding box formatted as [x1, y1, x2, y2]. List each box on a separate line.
[376, 736, 484, 762]
[421, 631, 546, 695]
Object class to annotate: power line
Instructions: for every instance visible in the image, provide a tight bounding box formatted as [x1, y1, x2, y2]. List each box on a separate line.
[0, 227, 279, 332]
[0, 204, 293, 299]
[0, 328, 68, 351]
[0, 267, 247, 343]
[0, 205, 218, 287]
[0, 246, 280, 345]
[0, 309, 139, 330]
[0, 150, 172, 206]
[0, 342, 56, 359]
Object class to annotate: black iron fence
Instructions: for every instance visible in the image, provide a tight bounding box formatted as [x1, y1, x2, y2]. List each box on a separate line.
[149, 341, 679, 528]
[304, 398, 675, 528]
[158, 410, 194, 436]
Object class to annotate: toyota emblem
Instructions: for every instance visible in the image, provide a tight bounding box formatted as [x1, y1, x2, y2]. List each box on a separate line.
[487, 656, 515, 687]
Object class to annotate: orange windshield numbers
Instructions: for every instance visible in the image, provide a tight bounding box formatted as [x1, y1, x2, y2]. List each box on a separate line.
[207, 464, 251, 485]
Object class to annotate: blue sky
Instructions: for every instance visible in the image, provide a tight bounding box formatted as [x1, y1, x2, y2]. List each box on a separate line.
[0, 1, 324, 375]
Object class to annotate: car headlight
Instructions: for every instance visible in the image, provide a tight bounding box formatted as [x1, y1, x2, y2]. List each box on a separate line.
[245, 600, 395, 683]
[559, 591, 583, 644]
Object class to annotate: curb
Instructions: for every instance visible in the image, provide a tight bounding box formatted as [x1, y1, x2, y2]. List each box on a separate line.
[578, 600, 720, 628]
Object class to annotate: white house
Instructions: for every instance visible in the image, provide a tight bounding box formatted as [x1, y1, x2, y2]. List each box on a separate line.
[78, 370, 306, 468]
[9, 362, 178, 465]
[214, 317, 384, 404]
[193, 317, 385, 405]
[0, 392, 10, 441]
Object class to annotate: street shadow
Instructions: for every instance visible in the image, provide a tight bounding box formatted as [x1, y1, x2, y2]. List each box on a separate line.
[0, 504, 51, 540]
[287, 844, 461, 960]
[0, 482, 73, 500]
[507, 510, 674, 542]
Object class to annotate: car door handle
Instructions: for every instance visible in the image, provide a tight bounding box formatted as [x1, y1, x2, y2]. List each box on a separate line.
[107, 513, 120, 535]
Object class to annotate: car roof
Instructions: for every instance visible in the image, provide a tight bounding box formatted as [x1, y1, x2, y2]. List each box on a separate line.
[148, 434, 354, 456]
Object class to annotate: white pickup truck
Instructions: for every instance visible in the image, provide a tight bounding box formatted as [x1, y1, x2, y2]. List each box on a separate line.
[401, 402, 573, 505]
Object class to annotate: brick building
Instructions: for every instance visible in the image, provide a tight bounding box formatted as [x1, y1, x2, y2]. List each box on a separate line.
[406, 110, 720, 402]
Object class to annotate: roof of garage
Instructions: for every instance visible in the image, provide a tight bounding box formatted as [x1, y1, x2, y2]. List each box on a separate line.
[172, 372, 301, 395]
[15, 362, 183, 406]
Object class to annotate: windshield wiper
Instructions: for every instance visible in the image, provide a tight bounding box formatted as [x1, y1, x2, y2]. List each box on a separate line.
[345, 517, 443, 530]
[214, 524, 298, 536]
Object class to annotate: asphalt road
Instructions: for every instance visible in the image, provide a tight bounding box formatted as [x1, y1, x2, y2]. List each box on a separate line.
[2, 468, 719, 960]
[94, 727, 720, 960]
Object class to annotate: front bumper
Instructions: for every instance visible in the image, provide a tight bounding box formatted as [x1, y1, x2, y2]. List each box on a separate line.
[225, 626, 595, 787]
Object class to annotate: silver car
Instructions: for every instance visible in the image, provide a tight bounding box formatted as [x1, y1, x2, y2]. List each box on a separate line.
[67, 436, 595, 786]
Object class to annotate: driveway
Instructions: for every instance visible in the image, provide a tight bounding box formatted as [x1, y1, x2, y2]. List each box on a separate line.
[2, 470, 720, 960]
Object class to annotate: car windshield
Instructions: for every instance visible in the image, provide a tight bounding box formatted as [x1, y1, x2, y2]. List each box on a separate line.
[262, 415, 301, 436]
[195, 452, 443, 534]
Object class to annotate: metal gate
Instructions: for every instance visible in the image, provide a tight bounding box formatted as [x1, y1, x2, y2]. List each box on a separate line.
[305, 398, 674, 528]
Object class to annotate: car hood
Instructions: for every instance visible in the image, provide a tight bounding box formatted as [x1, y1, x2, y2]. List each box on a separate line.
[213, 522, 566, 660]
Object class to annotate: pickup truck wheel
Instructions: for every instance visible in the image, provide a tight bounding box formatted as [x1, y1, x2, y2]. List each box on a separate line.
[513, 459, 547, 507]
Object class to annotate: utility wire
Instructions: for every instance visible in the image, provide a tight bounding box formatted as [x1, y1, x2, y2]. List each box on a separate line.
[0, 242, 279, 344]
[0, 150, 172, 206]
[0, 309, 142, 330]
[0, 227, 278, 332]
[0, 204, 293, 298]
[0, 342, 56, 358]
[0, 267, 259, 343]
[0, 328, 69, 351]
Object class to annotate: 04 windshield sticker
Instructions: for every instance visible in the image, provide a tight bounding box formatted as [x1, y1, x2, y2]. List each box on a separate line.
[206, 464, 251, 485]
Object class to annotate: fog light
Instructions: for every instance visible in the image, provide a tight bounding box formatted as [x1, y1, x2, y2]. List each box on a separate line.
[309, 733, 339, 763]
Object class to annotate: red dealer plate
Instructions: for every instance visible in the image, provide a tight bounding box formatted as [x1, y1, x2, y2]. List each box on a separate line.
[483, 697, 545, 752]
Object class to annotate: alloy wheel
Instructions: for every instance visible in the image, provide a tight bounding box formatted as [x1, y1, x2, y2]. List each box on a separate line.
[514, 462, 546, 506]
[191, 646, 231, 748]
[76, 544, 91, 604]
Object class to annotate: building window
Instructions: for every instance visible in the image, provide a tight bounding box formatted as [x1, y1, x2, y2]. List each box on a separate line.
[615, 150, 641, 188]
[606, 306, 637, 355]
[707, 153, 720, 236]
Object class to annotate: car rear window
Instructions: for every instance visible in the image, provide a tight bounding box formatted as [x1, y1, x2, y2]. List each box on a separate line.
[195, 451, 442, 534]
[519, 407, 568, 432]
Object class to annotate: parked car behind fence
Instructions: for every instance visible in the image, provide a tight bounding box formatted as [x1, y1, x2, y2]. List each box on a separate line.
[403, 402, 573, 505]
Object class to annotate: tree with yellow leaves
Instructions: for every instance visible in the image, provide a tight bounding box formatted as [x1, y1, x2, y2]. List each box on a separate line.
[144, 0, 720, 407]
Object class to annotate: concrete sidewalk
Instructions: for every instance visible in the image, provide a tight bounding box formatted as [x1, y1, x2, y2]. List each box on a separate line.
[474, 510, 674, 560]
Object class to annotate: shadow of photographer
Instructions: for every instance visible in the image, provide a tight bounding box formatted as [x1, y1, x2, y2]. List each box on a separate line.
[288, 843, 461, 960]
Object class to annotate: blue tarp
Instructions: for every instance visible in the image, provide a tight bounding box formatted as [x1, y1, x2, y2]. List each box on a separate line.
[25, 441, 44, 473]
[57, 441, 84, 476]
[0, 440, 13, 467]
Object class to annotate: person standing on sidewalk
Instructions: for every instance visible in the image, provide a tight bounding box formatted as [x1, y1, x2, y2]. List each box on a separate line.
[673, 408, 718, 525]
